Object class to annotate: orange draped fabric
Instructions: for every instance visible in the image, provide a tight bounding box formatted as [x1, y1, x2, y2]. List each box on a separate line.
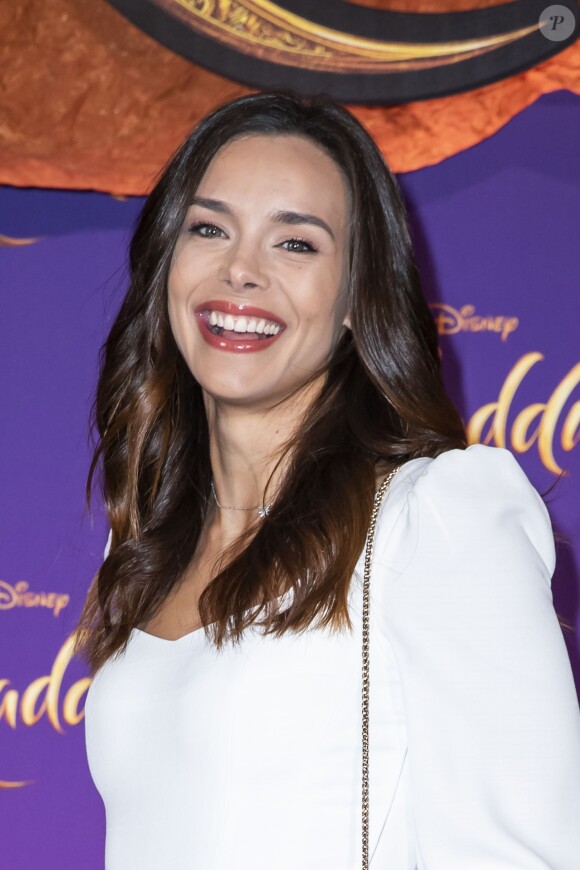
[0, 0, 578, 195]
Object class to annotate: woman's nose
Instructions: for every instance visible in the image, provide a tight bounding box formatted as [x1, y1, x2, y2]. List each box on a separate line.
[219, 240, 269, 292]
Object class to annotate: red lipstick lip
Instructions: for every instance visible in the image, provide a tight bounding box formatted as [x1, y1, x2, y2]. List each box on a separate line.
[194, 299, 287, 328]
[195, 312, 283, 354]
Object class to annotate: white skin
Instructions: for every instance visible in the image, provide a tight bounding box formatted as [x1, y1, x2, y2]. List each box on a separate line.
[167, 132, 352, 549]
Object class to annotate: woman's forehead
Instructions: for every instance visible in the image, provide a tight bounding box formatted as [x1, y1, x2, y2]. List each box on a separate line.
[193, 133, 351, 227]
[203, 133, 344, 187]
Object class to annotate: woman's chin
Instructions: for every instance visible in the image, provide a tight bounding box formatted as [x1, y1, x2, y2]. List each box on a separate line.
[199, 380, 285, 411]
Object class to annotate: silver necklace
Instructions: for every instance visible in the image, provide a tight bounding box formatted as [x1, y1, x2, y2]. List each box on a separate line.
[210, 481, 272, 518]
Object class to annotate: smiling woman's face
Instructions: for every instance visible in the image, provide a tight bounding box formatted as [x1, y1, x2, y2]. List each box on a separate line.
[167, 133, 351, 412]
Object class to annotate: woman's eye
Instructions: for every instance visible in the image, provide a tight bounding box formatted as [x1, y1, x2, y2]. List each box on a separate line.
[187, 222, 225, 239]
[280, 238, 318, 254]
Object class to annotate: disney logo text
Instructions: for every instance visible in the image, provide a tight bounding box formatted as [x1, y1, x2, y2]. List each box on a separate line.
[430, 303, 519, 341]
[0, 580, 69, 617]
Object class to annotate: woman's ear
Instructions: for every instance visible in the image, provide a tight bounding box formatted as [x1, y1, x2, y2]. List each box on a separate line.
[343, 313, 352, 330]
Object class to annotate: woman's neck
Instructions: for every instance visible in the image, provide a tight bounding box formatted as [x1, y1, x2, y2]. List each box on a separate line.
[204, 381, 321, 537]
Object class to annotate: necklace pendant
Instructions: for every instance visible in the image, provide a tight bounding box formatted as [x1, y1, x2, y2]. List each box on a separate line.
[258, 505, 270, 518]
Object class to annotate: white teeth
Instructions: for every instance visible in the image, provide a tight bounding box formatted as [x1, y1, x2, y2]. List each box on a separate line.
[207, 310, 281, 336]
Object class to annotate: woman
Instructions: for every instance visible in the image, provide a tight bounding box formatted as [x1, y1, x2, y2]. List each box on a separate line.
[76, 91, 580, 869]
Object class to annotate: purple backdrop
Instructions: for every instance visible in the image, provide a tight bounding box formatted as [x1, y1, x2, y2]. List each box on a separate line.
[1, 90, 578, 868]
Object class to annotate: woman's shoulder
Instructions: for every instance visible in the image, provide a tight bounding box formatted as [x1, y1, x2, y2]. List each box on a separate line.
[390, 443, 547, 515]
[375, 444, 555, 579]
[392, 442, 533, 492]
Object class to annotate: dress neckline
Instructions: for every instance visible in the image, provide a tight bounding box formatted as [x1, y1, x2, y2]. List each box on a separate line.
[131, 587, 295, 646]
[128, 459, 419, 648]
[132, 622, 208, 645]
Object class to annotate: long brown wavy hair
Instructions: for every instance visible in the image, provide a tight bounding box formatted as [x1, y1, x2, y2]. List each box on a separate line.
[73, 90, 466, 676]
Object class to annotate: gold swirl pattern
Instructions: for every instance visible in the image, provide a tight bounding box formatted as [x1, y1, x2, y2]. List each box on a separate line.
[0, 779, 34, 790]
[1, 634, 91, 787]
[0, 234, 41, 246]
[163, 0, 539, 72]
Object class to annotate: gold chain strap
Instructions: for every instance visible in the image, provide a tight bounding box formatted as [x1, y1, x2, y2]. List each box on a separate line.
[362, 467, 398, 870]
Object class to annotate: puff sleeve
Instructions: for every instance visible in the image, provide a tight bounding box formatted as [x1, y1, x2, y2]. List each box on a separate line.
[376, 444, 580, 869]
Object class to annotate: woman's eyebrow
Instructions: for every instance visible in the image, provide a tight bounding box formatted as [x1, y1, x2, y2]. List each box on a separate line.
[190, 196, 231, 214]
[272, 210, 335, 241]
[189, 198, 335, 242]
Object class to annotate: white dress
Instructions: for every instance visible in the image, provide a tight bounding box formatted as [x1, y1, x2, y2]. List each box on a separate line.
[83, 444, 580, 869]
